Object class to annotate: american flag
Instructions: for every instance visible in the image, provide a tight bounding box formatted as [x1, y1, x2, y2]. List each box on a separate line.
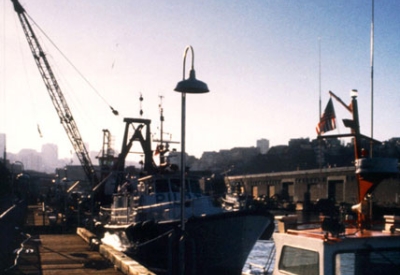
[316, 98, 336, 135]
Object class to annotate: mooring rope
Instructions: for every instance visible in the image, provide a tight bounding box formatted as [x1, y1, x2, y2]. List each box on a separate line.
[134, 228, 175, 249]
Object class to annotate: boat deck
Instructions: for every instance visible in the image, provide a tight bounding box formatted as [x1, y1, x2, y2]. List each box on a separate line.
[286, 226, 400, 241]
[277, 214, 400, 242]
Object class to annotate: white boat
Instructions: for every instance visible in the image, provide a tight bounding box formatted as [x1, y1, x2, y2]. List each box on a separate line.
[272, 92, 400, 275]
[274, 213, 400, 275]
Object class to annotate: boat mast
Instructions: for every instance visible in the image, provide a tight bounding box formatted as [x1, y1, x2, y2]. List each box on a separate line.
[153, 96, 179, 166]
[159, 95, 165, 164]
[370, 0, 375, 157]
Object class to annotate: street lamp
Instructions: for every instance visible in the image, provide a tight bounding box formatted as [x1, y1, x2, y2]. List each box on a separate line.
[174, 45, 209, 230]
[174, 45, 209, 273]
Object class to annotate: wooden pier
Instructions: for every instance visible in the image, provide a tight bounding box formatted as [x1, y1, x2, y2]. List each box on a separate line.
[11, 204, 155, 275]
[14, 233, 121, 275]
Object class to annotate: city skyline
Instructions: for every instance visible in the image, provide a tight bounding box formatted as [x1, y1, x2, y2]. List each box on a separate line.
[3, 133, 400, 175]
[1, 133, 272, 173]
[1, 1, 399, 161]
[0, 132, 271, 162]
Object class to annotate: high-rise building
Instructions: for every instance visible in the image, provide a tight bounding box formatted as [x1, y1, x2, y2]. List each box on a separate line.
[0, 133, 5, 159]
[41, 143, 58, 163]
[257, 138, 270, 154]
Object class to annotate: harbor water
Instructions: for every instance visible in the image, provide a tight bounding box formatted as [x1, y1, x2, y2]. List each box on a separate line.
[243, 239, 275, 274]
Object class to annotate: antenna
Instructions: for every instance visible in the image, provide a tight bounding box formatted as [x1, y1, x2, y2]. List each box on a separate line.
[370, 0, 375, 157]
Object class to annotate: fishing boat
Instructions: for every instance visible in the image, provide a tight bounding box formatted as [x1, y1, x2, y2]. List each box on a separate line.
[95, 116, 274, 274]
[272, 91, 400, 275]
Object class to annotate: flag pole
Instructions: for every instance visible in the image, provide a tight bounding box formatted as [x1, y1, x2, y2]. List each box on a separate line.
[329, 91, 352, 113]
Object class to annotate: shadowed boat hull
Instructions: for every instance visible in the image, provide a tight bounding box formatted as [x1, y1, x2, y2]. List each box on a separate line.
[125, 209, 274, 275]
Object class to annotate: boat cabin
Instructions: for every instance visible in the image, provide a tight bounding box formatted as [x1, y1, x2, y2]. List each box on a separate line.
[104, 174, 223, 226]
[273, 215, 400, 275]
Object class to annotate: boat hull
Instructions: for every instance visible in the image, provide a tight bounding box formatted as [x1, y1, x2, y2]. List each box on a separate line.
[125, 209, 274, 274]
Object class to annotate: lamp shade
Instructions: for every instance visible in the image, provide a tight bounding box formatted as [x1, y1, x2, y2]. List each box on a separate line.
[350, 89, 358, 98]
[174, 69, 209, 94]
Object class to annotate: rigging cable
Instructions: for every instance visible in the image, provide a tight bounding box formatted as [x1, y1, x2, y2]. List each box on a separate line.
[14, 7, 42, 138]
[23, 11, 119, 116]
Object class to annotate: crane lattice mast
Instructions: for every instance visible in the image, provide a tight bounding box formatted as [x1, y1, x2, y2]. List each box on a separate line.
[11, 0, 99, 186]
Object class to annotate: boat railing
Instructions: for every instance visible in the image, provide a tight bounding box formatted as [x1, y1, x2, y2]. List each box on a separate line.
[102, 194, 223, 224]
[99, 205, 136, 224]
[136, 195, 221, 218]
[111, 206, 136, 224]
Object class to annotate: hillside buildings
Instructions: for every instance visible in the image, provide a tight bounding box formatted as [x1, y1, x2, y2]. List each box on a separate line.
[1, 134, 400, 181]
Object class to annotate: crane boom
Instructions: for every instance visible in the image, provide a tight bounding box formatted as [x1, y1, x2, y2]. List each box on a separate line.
[11, 0, 99, 186]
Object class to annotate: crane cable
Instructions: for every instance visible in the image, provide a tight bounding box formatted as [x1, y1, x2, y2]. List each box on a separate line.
[4, 1, 43, 139]
[24, 11, 119, 116]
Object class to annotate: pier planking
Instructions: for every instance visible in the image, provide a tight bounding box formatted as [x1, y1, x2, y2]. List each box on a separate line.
[14, 233, 123, 275]
[12, 204, 154, 275]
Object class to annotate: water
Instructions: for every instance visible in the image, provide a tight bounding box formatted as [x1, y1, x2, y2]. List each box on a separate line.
[242, 240, 275, 274]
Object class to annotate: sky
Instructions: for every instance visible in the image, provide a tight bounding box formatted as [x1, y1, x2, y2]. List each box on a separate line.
[1, 0, 399, 164]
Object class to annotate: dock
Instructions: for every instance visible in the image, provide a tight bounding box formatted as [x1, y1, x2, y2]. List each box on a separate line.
[9, 204, 155, 275]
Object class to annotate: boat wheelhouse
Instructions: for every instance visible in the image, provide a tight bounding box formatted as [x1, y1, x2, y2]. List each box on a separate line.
[274, 214, 400, 275]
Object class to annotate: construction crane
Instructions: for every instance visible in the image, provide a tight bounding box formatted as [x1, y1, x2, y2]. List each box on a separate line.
[11, 0, 99, 187]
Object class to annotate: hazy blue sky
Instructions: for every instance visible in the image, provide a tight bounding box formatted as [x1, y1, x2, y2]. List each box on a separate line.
[1, 0, 399, 163]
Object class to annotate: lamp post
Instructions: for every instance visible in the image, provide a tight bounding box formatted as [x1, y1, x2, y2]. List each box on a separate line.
[174, 45, 209, 273]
